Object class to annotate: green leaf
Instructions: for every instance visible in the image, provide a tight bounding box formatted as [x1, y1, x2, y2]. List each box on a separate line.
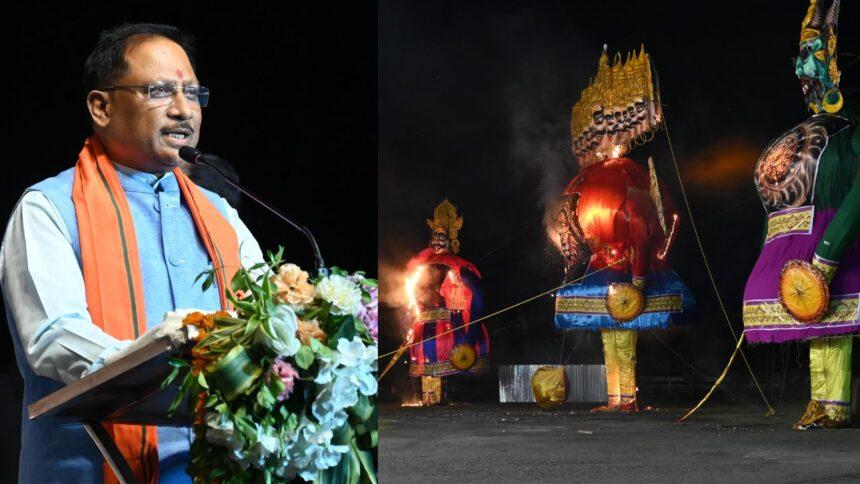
[204, 394, 220, 408]
[197, 372, 209, 390]
[248, 262, 267, 272]
[295, 345, 314, 370]
[161, 367, 181, 390]
[231, 269, 248, 293]
[202, 276, 213, 293]
[354, 442, 378, 484]
[329, 316, 358, 349]
[186, 376, 200, 413]
[243, 315, 261, 339]
[256, 384, 276, 410]
[267, 246, 285, 268]
[167, 371, 193, 416]
[261, 272, 274, 299]
[194, 269, 215, 285]
[168, 357, 189, 368]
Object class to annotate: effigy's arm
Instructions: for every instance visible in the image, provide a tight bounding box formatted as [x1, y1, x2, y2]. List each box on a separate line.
[655, 180, 680, 261]
[461, 269, 483, 320]
[812, 128, 860, 280]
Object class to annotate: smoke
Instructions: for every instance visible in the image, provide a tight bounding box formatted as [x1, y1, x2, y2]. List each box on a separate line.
[508, 94, 572, 240]
[682, 138, 760, 191]
[496, 16, 594, 262]
[504, 52, 581, 262]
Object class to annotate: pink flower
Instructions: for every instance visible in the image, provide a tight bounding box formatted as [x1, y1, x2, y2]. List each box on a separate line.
[270, 358, 300, 401]
[358, 286, 378, 341]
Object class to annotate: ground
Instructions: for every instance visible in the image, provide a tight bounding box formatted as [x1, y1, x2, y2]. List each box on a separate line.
[379, 402, 860, 483]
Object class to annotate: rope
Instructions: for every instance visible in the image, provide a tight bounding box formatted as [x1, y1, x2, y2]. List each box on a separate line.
[558, 328, 567, 365]
[676, 334, 770, 422]
[649, 332, 757, 408]
[655, 73, 774, 416]
[377, 259, 625, 380]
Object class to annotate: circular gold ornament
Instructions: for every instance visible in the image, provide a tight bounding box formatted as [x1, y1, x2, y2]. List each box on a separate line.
[779, 259, 829, 323]
[449, 344, 477, 370]
[605, 283, 644, 323]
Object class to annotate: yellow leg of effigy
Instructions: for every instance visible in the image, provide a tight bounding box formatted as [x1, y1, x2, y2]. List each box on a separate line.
[601, 329, 621, 405]
[615, 330, 638, 404]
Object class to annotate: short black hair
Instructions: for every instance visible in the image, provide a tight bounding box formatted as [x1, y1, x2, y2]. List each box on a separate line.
[83, 23, 197, 91]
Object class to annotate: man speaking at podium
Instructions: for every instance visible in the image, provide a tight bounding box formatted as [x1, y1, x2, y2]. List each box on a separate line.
[0, 23, 264, 483]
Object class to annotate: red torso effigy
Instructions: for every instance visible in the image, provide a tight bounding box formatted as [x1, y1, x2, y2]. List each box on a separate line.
[406, 248, 488, 377]
[407, 248, 481, 322]
[563, 157, 677, 277]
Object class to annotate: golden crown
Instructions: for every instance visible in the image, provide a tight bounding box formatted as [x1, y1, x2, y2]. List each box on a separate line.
[570, 45, 655, 141]
[426, 199, 463, 253]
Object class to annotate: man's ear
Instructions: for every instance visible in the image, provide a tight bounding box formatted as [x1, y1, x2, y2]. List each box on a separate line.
[87, 90, 110, 129]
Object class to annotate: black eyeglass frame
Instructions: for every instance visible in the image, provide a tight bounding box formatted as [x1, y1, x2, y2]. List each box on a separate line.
[97, 83, 210, 107]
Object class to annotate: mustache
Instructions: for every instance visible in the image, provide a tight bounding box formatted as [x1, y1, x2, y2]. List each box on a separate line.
[160, 122, 195, 134]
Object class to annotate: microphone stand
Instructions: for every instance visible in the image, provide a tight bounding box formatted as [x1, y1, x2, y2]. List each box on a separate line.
[190, 155, 328, 277]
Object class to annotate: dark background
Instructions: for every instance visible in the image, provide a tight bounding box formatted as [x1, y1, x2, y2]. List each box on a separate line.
[379, 0, 860, 407]
[1, 3, 376, 481]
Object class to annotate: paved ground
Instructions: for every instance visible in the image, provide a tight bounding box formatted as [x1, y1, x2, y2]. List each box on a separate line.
[379, 402, 860, 483]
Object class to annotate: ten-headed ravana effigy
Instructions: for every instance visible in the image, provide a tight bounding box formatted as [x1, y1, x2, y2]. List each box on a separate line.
[743, 0, 860, 430]
[553, 45, 695, 413]
[405, 199, 489, 405]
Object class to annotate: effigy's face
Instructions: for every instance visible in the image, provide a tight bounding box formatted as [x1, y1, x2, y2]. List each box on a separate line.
[429, 231, 451, 254]
[613, 109, 625, 130]
[795, 36, 835, 113]
[591, 107, 606, 136]
[604, 107, 617, 135]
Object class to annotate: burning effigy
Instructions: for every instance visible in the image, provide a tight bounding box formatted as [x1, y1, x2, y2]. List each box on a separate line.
[742, 0, 860, 430]
[551, 45, 695, 412]
[401, 199, 489, 405]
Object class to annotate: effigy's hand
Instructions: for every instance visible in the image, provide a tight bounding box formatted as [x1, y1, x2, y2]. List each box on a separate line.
[778, 259, 830, 323]
[811, 256, 837, 283]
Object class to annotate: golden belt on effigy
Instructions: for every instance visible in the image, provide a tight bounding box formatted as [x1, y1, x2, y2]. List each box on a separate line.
[765, 205, 814, 243]
[417, 308, 452, 322]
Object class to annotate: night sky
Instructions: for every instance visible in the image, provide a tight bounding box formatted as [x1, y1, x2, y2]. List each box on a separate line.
[379, 1, 860, 402]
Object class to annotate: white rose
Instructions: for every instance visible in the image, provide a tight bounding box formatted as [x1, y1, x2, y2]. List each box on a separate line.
[315, 275, 363, 316]
[254, 305, 301, 357]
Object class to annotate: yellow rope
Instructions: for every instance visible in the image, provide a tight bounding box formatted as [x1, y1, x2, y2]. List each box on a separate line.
[377, 259, 624, 381]
[677, 333, 746, 422]
[660, 102, 774, 417]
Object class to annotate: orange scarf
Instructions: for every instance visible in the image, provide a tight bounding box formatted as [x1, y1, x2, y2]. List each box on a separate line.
[71, 135, 240, 483]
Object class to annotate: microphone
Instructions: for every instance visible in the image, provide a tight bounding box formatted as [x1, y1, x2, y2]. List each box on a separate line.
[178, 146, 327, 276]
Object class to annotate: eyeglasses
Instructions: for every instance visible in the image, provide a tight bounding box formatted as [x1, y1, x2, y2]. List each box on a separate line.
[98, 82, 210, 107]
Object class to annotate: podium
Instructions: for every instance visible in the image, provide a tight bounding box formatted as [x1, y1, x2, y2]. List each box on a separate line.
[28, 334, 192, 484]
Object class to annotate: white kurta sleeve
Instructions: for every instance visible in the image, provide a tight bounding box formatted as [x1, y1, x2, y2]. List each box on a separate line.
[0, 191, 130, 384]
[226, 204, 267, 274]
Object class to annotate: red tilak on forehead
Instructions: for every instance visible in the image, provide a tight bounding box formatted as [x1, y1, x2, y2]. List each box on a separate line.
[176, 70, 184, 80]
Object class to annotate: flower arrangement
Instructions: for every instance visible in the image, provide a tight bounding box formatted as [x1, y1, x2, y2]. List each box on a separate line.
[163, 248, 378, 483]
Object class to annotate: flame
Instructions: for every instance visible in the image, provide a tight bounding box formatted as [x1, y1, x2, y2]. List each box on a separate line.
[404, 265, 426, 319]
[611, 144, 623, 159]
[401, 400, 424, 407]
